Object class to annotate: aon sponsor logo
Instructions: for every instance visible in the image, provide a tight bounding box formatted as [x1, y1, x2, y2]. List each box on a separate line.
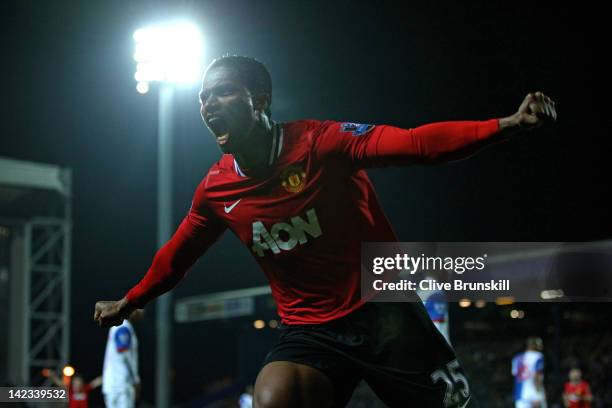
[251, 208, 322, 257]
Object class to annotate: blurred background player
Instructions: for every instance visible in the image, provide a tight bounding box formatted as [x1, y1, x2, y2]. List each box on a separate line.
[419, 287, 450, 344]
[102, 309, 143, 408]
[43, 368, 102, 408]
[563, 368, 592, 408]
[416, 263, 451, 345]
[512, 337, 547, 408]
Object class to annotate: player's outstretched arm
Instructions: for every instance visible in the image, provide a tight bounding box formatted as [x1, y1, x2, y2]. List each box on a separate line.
[383, 91, 557, 164]
[313, 91, 557, 167]
[417, 91, 557, 163]
[89, 376, 103, 389]
[94, 198, 226, 328]
[42, 369, 63, 388]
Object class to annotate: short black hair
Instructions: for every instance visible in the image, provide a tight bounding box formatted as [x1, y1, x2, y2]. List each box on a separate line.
[204, 55, 272, 117]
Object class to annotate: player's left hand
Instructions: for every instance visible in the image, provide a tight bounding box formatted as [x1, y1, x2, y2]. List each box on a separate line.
[513, 91, 557, 131]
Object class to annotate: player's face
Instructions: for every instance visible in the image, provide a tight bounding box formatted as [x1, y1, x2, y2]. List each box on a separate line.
[199, 66, 258, 153]
[72, 377, 83, 390]
[536, 339, 543, 351]
[569, 369, 581, 381]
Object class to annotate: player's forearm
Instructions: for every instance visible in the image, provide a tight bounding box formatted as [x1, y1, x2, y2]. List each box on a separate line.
[420, 114, 526, 163]
[374, 117, 513, 165]
[48, 372, 63, 387]
[125, 247, 189, 308]
[89, 376, 103, 389]
[123, 210, 224, 309]
[124, 216, 209, 308]
[498, 113, 522, 133]
[408, 118, 506, 162]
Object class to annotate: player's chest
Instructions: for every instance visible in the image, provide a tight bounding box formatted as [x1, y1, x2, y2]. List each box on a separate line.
[207, 159, 346, 241]
[215, 164, 318, 220]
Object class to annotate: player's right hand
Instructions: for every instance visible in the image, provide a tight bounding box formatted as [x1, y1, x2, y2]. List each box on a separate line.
[93, 297, 134, 327]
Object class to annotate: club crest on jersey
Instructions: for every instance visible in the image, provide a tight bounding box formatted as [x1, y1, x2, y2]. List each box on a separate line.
[280, 165, 307, 193]
[340, 122, 375, 136]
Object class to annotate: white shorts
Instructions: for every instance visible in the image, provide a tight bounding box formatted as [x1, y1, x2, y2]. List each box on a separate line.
[103, 387, 135, 408]
[515, 397, 547, 408]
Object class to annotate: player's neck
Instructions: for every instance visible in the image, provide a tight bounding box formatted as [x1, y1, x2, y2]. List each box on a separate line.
[234, 124, 274, 176]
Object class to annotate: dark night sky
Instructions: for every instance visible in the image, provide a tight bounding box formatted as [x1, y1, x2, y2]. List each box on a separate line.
[1, 0, 609, 404]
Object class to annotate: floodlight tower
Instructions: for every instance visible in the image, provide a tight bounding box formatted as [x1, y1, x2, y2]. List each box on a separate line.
[133, 21, 203, 408]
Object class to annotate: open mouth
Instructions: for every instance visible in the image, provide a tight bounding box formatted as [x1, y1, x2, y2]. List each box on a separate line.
[207, 116, 229, 135]
[216, 134, 229, 145]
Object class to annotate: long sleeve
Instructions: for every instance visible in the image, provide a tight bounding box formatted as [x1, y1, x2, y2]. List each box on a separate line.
[312, 119, 502, 168]
[125, 190, 227, 308]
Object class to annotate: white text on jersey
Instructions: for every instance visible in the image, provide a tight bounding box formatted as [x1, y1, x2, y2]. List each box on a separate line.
[251, 208, 322, 257]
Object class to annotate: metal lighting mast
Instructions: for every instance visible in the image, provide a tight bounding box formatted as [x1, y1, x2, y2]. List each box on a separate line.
[133, 22, 204, 408]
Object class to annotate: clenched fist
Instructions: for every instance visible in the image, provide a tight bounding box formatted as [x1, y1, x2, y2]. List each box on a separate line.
[513, 91, 557, 130]
[94, 297, 137, 327]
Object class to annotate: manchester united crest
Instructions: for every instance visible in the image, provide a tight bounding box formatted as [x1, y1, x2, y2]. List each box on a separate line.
[280, 165, 307, 193]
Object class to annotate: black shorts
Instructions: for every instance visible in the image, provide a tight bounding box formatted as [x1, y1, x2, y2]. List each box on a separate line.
[262, 301, 474, 407]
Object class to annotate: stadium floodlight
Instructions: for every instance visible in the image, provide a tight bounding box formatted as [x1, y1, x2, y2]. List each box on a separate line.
[131, 20, 204, 408]
[253, 319, 266, 329]
[458, 299, 471, 308]
[133, 21, 203, 92]
[62, 366, 75, 377]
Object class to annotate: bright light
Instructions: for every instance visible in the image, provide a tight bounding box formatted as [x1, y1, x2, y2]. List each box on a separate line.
[136, 81, 150, 94]
[63, 366, 75, 377]
[510, 309, 525, 319]
[458, 299, 471, 308]
[253, 319, 265, 329]
[133, 22, 203, 84]
[495, 296, 515, 306]
[475, 299, 486, 308]
[541, 289, 564, 300]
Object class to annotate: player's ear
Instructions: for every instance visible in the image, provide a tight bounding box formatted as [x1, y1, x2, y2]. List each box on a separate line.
[253, 93, 270, 115]
[255, 108, 272, 132]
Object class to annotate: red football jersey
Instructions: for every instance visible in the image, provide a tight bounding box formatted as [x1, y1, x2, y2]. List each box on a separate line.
[68, 383, 92, 408]
[126, 118, 501, 324]
[564, 381, 592, 408]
